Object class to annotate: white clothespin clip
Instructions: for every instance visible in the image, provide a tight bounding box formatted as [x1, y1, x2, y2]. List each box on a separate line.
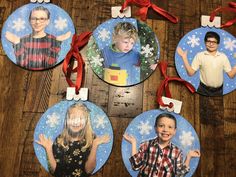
[201, 15, 221, 28]
[30, 0, 50, 3]
[66, 87, 88, 101]
[159, 96, 182, 114]
[111, 6, 131, 18]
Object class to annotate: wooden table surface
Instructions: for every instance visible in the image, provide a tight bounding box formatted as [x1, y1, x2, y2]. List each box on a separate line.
[0, 0, 235, 177]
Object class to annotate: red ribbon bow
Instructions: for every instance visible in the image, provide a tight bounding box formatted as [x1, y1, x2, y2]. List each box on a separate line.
[120, 0, 178, 23]
[157, 61, 195, 108]
[210, 2, 236, 28]
[62, 32, 92, 93]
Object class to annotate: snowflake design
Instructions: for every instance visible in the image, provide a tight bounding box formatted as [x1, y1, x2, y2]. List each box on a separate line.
[72, 169, 82, 177]
[12, 18, 25, 32]
[137, 121, 152, 135]
[46, 112, 60, 128]
[179, 131, 195, 147]
[98, 28, 110, 41]
[224, 38, 236, 52]
[140, 44, 154, 57]
[94, 115, 107, 129]
[90, 55, 104, 67]
[54, 16, 68, 31]
[187, 35, 200, 48]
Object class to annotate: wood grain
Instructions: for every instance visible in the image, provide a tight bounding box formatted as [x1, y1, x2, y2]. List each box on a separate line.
[0, 0, 235, 177]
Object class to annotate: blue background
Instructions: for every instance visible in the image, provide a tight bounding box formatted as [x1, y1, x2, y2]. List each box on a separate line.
[1, 3, 75, 69]
[122, 110, 200, 177]
[33, 100, 113, 174]
[175, 27, 236, 95]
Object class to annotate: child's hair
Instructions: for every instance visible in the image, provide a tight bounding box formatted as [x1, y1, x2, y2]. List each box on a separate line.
[113, 22, 138, 42]
[57, 103, 94, 151]
[29, 6, 50, 20]
[154, 113, 177, 128]
[204, 31, 220, 44]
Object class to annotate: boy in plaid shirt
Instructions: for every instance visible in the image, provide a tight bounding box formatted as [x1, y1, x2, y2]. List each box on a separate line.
[124, 113, 200, 177]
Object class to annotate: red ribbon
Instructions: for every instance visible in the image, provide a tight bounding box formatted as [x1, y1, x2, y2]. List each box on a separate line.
[210, 2, 236, 28]
[157, 61, 195, 108]
[62, 32, 92, 93]
[120, 0, 178, 23]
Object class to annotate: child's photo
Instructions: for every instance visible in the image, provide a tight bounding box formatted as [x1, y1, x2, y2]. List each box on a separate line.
[122, 110, 200, 177]
[34, 101, 113, 177]
[87, 17, 160, 86]
[175, 27, 236, 96]
[1, 3, 75, 70]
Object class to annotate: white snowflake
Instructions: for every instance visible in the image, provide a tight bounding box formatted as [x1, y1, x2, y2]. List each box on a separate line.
[179, 131, 195, 147]
[98, 28, 110, 41]
[140, 44, 154, 57]
[187, 35, 200, 48]
[224, 38, 236, 52]
[94, 116, 107, 129]
[12, 18, 26, 32]
[54, 16, 68, 31]
[137, 121, 152, 135]
[46, 112, 60, 128]
[90, 55, 104, 67]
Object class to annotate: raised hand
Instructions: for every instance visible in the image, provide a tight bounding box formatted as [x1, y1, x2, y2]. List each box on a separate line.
[187, 150, 201, 158]
[56, 31, 72, 41]
[123, 133, 136, 145]
[35, 134, 53, 150]
[5, 31, 20, 44]
[177, 47, 188, 59]
[93, 134, 110, 146]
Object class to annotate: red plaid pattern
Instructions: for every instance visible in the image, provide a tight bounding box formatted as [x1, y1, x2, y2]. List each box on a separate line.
[130, 137, 190, 177]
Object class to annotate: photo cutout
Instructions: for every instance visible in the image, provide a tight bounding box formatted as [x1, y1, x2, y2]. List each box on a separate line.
[1, 3, 75, 70]
[175, 27, 236, 96]
[34, 101, 113, 176]
[122, 110, 200, 177]
[87, 17, 160, 86]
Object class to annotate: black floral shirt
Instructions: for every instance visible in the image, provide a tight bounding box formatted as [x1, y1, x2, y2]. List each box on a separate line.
[52, 137, 91, 177]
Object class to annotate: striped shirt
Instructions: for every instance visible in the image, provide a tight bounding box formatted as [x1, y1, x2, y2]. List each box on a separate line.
[14, 33, 61, 70]
[130, 137, 190, 177]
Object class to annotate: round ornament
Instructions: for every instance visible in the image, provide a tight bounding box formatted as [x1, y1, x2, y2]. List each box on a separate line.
[87, 17, 160, 86]
[34, 100, 113, 175]
[175, 27, 236, 96]
[1, 3, 75, 70]
[122, 110, 200, 177]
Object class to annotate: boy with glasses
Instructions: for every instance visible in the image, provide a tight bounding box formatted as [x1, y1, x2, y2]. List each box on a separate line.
[5, 6, 71, 70]
[177, 31, 236, 96]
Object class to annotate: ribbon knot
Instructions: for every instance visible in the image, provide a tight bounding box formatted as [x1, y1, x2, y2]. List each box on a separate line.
[120, 0, 178, 23]
[63, 32, 92, 93]
[156, 61, 195, 108]
[210, 2, 236, 28]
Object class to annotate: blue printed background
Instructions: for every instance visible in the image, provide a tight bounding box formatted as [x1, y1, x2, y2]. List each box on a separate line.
[122, 110, 200, 177]
[33, 100, 113, 174]
[175, 27, 236, 95]
[1, 3, 75, 69]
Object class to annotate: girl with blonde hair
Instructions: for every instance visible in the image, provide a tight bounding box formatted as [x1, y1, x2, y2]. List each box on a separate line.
[36, 103, 110, 177]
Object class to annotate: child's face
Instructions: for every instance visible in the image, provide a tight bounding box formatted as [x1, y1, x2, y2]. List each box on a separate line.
[30, 10, 49, 33]
[205, 37, 219, 53]
[67, 109, 87, 134]
[114, 36, 135, 53]
[155, 117, 176, 144]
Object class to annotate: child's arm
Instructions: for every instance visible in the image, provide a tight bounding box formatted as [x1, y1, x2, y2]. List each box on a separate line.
[56, 31, 72, 41]
[227, 65, 236, 78]
[184, 150, 201, 167]
[35, 134, 57, 173]
[5, 31, 20, 44]
[85, 134, 110, 174]
[123, 133, 137, 156]
[177, 47, 196, 76]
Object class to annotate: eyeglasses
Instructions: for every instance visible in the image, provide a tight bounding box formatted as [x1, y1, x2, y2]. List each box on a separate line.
[206, 40, 218, 45]
[30, 17, 48, 23]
